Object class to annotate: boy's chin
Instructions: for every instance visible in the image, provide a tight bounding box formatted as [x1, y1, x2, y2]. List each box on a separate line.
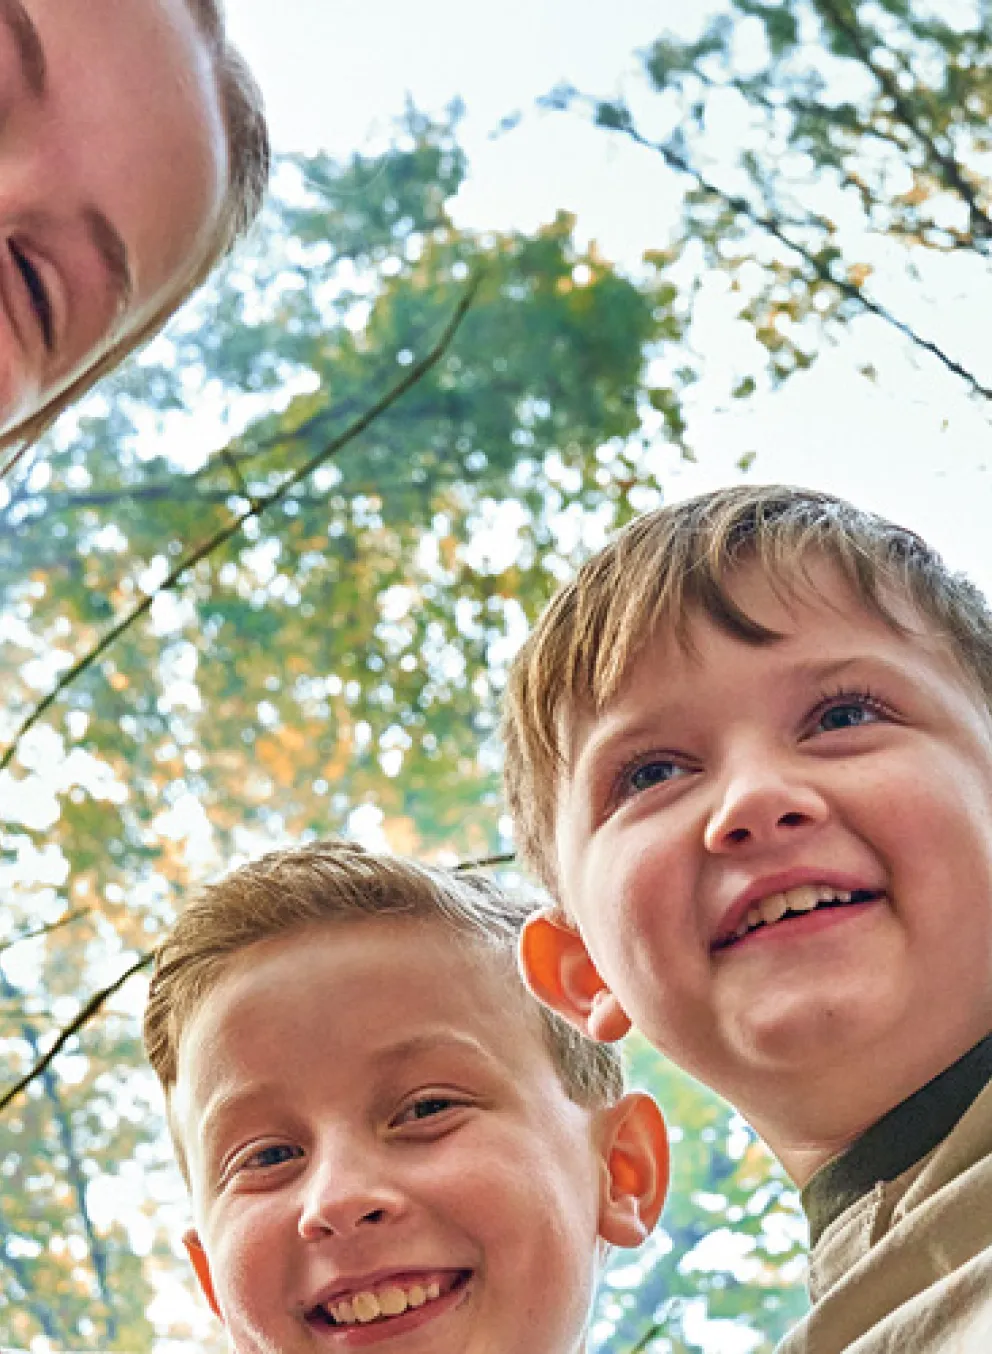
[720, 979, 904, 1072]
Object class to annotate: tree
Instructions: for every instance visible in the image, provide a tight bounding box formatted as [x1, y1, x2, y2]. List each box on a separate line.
[550, 0, 992, 423]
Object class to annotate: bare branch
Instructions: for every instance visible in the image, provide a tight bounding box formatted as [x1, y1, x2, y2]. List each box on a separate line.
[0, 277, 481, 775]
[454, 851, 516, 871]
[0, 908, 90, 957]
[592, 100, 992, 402]
[0, 951, 153, 1115]
[813, 0, 992, 245]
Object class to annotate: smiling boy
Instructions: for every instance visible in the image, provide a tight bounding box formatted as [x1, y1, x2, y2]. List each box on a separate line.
[505, 485, 992, 1352]
[0, 0, 268, 469]
[143, 840, 668, 1353]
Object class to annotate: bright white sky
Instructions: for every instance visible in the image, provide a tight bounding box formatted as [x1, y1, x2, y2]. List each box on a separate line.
[225, 0, 992, 598]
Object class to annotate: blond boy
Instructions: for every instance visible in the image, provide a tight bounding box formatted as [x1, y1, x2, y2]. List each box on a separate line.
[505, 484, 992, 1353]
[143, 841, 669, 1353]
[0, 0, 269, 470]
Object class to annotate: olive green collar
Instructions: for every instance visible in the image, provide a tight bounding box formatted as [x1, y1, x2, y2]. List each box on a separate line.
[802, 1032, 992, 1247]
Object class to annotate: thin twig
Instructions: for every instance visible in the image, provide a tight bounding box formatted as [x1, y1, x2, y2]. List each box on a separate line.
[454, 851, 516, 872]
[588, 99, 992, 402]
[0, 951, 153, 1114]
[0, 277, 481, 775]
[0, 908, 90, 957]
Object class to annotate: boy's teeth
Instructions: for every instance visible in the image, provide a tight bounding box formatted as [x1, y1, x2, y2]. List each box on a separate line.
[758, 892, 788, 925]
[352, 1292, 380, 1323]
[330, 1278, 445, 1326]
[737, 884, 865, 939]
[788, 885, 821, 913]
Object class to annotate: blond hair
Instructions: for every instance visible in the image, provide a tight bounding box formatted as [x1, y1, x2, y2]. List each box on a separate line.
[503, 483, 992, 893]
[144, 840, 624, 1174]
[0, 0, 269, 468]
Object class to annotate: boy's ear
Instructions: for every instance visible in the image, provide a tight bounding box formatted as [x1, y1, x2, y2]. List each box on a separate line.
[520, 909, 632, 1043]
[183, 1228, 223, 1321]
[597, 1092, 670, 1248]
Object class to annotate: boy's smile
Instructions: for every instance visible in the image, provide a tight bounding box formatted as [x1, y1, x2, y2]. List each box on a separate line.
[548, 558, 992, 1177]
[172, 916, 651, 1354]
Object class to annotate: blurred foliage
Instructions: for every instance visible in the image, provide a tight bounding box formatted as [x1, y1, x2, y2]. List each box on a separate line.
[596, 1038, 807, 1352]
[5, 0, 990, 1333]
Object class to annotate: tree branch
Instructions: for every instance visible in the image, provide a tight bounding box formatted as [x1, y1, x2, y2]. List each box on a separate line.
[592, 100, 992, 401]
[0, 951, 153, 1114]
[0, 969, 119, 1339]
[0, 276, 481, 775]
[813, 0, 992, 245]
[0, 908, 90, 957]
[454, 851, 515, 871]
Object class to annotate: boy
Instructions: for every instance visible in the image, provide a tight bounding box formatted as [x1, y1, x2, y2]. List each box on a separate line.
[504, 484, 992, 1352]
[143, 840, 669, 1353]
[0, 0, 269, 471]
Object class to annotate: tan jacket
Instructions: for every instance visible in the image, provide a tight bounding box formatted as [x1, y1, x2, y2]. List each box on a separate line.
[777, 1079, 992, 1353]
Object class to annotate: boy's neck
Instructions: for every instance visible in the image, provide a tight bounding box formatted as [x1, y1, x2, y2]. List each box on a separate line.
[748, 1025, 992, 1185]
[801, 1030, 992, 1244]
[763, 1029, 992, 1191]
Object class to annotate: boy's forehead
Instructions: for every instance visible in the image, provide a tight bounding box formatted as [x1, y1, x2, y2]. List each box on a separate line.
[172, 916, 557, 1123]
[558, 554, 951, 762]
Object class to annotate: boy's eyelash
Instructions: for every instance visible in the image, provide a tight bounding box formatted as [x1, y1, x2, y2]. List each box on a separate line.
[609, 748, 690, 807]
[395, 1093, 469, 1127]
[809, 684, 892, 722]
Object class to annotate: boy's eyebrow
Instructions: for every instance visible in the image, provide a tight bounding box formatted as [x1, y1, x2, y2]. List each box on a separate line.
[0, 0, 46, 99]
[370, 1030, 496, 1069]
[198, 1033, 498, 1140]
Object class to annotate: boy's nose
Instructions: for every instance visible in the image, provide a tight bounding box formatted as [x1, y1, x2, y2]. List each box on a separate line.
[703, 761, 828, 854]
[297, 1156, 408, 1241]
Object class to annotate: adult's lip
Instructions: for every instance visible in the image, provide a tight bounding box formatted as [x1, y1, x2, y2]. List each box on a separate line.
[712, 867, 886, 951]
[306, 1267, 469, 1314]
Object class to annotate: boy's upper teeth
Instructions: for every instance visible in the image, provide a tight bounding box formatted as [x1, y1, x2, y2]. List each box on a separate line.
[736, 884, 855, 937]
[329, 1278, 443, 1326]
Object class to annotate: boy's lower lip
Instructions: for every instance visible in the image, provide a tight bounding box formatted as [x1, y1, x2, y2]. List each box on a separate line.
[714, 893, 886, 953]
[308, 1271, 472, 1346]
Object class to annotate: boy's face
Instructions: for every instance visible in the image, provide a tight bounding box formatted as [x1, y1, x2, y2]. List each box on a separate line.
[533, 558, 992, 1174]
[173, 917, 665, 1354]
[0, 0, 227, 431]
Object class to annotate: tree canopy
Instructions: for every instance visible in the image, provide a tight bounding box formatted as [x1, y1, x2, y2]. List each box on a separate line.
[2, 0, 990, 1344]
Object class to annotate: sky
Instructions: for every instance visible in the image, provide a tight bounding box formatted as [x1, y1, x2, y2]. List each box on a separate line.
[225, 0, 992, 597]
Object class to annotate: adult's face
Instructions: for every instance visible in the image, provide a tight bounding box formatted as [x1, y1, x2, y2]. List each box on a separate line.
[0, 0, 228, 436]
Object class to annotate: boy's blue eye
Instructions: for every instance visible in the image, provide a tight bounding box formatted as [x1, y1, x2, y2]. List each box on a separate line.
[406, 1096, 457, 1121]
[814, 693, 884, 734]
[627, 759, 683, 794]
[246, 1143, 302, 1170]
